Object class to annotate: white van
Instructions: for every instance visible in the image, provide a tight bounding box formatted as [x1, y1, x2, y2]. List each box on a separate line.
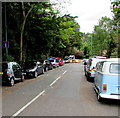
[85, 57, 106, 81]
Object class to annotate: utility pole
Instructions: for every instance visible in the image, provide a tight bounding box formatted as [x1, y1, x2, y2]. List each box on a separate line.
[90, 35, 93, 57]
[5, 3, 8, 58]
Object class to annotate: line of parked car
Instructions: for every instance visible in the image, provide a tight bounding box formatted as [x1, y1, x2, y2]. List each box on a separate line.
[83, 56, 120, 102]
[1, 58, 65, 86]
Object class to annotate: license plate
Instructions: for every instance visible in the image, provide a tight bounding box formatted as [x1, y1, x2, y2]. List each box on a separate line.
[0, 72, 3, 75]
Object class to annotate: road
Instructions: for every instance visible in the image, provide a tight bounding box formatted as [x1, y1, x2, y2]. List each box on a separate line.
[2, 63, 119, 116]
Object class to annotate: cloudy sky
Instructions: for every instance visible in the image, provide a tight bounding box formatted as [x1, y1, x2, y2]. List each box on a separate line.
[64, 0, 113, 33]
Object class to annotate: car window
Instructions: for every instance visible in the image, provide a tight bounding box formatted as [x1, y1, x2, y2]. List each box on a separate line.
[96, 62, 104, 72]
[49, 60, 54, 62]
[2, 63, 8, 69]
[23, 62, 36, 69]
[110, 64, 120, 74]
[56, 59, 59, 62]
[12, 64, 20, 70]
[2, 63, 8, 72]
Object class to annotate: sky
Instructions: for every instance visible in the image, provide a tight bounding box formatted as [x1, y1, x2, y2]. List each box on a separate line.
[65, 0, 113, 33]
[53, 0, 113, 33]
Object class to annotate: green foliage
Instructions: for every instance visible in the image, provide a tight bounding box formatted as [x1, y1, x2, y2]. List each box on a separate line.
[2, 2, 82, 62]
[111, 0, 120, 57]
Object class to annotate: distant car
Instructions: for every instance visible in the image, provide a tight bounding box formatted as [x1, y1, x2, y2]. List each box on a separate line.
[49, 58, 59, 68]
[64, 58, 70, 63]
[2, 62, 25, 86]
[42, 60, 53, 71]
[22, 61, 44, 78]
[94, 58, 120, 102]
[56, 58, 64, 66]
[69, 55, 75, 59]
[85, 57, 106, 82]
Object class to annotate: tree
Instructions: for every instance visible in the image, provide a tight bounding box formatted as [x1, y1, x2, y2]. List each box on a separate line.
[91, 17, 116, 57]
[111, 0, 120, 57]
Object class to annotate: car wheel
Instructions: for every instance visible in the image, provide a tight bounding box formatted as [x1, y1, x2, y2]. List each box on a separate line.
[42, 69, 44, 74]
[51, 66, 53, 70]
[45, 67, 48, 72]
[21, 75, 25, 82]
[85, 71, 87, 76]
[97, 93, 102, 102]
[34, 71, 38, 78]
[9, 78, 15, 86]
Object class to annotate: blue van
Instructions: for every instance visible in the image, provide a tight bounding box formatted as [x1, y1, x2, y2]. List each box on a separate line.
[94, 58, 120, 102]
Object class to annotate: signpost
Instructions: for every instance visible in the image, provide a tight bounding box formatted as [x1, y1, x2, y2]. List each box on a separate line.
[2, 41, 9, 48]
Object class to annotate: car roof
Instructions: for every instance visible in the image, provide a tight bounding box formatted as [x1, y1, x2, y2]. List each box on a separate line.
[105, 58, 120, 62]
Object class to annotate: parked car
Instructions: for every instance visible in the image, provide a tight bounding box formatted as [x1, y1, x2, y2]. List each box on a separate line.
[42, 60, 53, 71]
[56, 58, 64, 66]
[94, 58, 120, 102]
[2, 62, 25, 86]
[49, 58, 59, 68]
[64, 57, 70, 63]
[22, 61, 44, 78]
[83, 59, 89, 73]
[85, 57, 106, 81]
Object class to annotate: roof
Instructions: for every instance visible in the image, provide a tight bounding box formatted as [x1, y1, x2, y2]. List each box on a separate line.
[105, 58, 120, 62]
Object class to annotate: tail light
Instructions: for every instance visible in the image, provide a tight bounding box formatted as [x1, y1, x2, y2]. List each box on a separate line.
[90, 59, 92, 66]
[6, 69, 11, 75]
[103, 84, 107, 91]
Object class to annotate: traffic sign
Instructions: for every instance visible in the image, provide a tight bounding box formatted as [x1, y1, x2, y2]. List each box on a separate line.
[3, 41, 9, 48]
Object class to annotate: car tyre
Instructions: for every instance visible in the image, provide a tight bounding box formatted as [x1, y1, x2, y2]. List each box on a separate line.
[34, 71, 38, 78]
[42, 69, 44, 74]
[97, 93, 102, 102]
[21, 75, 25, 82]
[45, 67, 48, 72]
[9, 77, 15, 86]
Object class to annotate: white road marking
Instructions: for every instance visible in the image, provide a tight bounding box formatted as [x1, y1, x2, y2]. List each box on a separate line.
[50, 76, 61, 87]
[11, 90, 45, 117]
[63, 70, 67, 75]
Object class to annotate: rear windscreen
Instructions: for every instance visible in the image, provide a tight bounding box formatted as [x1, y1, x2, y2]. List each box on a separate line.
[110, 64, 120, 74]
[49, 60, 54, 62]
[2, 63, 8, 73]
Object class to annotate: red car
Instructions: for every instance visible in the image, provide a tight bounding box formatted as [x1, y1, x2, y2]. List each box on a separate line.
[56, 58, 64, 66]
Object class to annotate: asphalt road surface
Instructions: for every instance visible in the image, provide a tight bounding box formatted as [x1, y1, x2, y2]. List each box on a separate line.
[2, 63, 120, 117]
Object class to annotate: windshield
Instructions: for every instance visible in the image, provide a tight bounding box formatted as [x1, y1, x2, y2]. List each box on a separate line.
[56, 59, 59, 62]
[110, 64, 120, 74]
[49, 60, 54, 62]
[23, 62, 36, 69]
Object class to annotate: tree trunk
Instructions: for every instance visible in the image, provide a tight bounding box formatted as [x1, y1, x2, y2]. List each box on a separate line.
[20, 3, 34, 62]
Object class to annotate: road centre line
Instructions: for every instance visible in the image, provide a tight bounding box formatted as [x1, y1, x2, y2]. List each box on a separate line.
[63, 70, 67, 75]
[11, 90, 45, 117]
[50, 70, 67, 87]
[11, 70, 67, 117]
[50, 76, 61, 87]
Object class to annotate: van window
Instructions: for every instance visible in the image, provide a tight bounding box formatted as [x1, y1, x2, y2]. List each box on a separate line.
[110, 64, 120, 74]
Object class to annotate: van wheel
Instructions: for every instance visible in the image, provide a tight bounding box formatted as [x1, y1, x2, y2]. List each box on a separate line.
[21, 75, 25, 82]
[97, 93, 102, 102]
[9, 78, 15, 86]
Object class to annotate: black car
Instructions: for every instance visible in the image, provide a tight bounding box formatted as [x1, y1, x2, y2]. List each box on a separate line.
[2, 62, 25, 86]
[22, 61, 44, 78]
[42, 60, 53, 71]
